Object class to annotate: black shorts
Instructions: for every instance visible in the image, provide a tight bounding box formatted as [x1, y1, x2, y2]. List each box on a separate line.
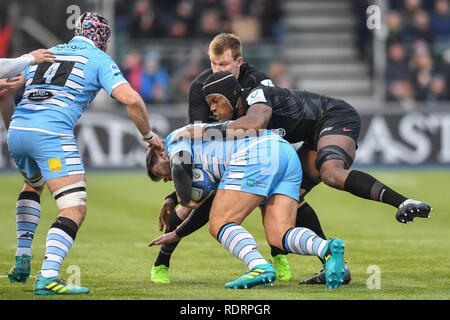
[307, 99, 361, 150]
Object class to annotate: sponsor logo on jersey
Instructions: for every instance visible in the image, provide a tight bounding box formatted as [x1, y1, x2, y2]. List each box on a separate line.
[48, 158, 62, 172]
[320, 127, 333, 135]
[260, 79, 274, 87]
[111, 64, 121, 75]
[246, 89, 267, 105]
[27, 90, 54, 101]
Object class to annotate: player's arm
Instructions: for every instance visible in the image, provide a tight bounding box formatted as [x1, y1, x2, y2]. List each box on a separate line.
[226, 104, 272, 132]
[0, 49, 55, 79]
[170, 150, 193, 206]
[149, 202, 210, 247]
[0, 74, 25, 129]
[111, 83, 162, 149]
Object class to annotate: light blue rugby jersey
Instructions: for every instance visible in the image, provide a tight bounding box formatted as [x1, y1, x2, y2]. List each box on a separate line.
[10, 36, 128, 135]
[164, 124, 287, 182]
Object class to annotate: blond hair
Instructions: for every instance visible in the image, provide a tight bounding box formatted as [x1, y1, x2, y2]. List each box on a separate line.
[208, 33, 242, 60]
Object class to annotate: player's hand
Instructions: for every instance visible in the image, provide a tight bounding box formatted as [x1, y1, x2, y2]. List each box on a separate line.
[180, 200, 203, 210]
[0, 78, 14, 91]
[29, 49, 55, 65]
[173, 125, 205, 142]
[159, 197, 176, 231]
[148, 231, 180, 247]
[0, 75, 24, 96]
[144, 132, 164, 151]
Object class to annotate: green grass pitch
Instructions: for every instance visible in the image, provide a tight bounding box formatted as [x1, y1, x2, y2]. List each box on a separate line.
[0, 168, 449, 300]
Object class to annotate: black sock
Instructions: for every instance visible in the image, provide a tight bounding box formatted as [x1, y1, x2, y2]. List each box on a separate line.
[344, 170, 407, 208]
[295, 202, 326, 239]
[270, 245, 285, 257]
[154, 212, 184, 268]
[295, 202, 326, 265]
[52, 216, 79, 240]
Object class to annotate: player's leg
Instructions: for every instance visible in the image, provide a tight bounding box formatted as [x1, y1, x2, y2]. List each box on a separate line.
[263, 194, 346, 289]
[151, 207, 185, 284]
[209, 189, 276, 289]
[6, 130, 46, 284]
[317, 134, 432, 223]
[6, 171, 45, 284]
[34, 173, 89, 295]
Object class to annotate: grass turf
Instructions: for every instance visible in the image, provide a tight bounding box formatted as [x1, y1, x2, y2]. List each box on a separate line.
[0, 169, 449, 300]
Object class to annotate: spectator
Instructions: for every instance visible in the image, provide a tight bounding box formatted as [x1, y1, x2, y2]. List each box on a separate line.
[122, 51, 144, 94]
[140, 51, 170, 103]
[411, 9, 432, 43]
[169, 61, 201, 103]
[431, 0, 450, 37]
[197, 8, 228, 38]
[269, 60, 293, 89]
[411, 49, 433, 100]
[402, 0, 422, 23]
[0, 3, 13, 58]
[386, 42, 412, 100]
[387, 10, 406, 43]
[426, 75, 448, 105]
[130, 0, 164, 38]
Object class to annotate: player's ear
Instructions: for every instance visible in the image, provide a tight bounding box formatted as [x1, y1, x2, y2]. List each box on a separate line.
[236, 56, 243, 67]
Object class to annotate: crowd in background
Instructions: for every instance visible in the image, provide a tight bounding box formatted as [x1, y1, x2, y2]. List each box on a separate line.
[2, 0, 450, 106]
[115, 0, 283, 41]
[116, 0, 285, 104]
[385, 0, 450, 105]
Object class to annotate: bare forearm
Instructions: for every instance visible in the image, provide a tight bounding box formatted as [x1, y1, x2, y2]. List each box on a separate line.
[125, 100, 150, 136]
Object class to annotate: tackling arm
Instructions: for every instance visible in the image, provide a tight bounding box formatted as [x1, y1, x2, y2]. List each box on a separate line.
[224, 104, 272, 136]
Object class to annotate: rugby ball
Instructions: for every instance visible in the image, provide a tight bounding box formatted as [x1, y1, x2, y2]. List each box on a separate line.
[191, 168, 216, 202]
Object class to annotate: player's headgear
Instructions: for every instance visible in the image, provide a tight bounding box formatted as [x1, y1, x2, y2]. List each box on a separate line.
[202, 71, 242, 118]
[75, 12, 111, 51]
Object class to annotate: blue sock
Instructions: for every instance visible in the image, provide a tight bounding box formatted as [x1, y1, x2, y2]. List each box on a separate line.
[217, 223, 267, 270]
[283, 227, 328, 258]
[41, 217, 78, 278]
[16, 192, 41, 257]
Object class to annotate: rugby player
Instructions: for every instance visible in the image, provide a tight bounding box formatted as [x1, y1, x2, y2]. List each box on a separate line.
[182, 71, 432, 223]
[0, 49, 56, 79]
[153, 33, 331, 285]
[176, 71, 433, 284]
[4, 12, 163, 295]
[147, 125, 347, 289]
[1, 49, 56, 128]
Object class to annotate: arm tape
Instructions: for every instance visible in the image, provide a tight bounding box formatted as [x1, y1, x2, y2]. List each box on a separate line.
[171, 151, 193, 205]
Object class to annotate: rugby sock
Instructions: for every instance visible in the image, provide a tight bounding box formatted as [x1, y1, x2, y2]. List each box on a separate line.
[344, 170, 407, 208]
[40, 217, 78, 278]
[15, 192, 41, 257]
[295, 202, 327, 264]
[282, 227, 328, 258]
[271, 203, 326, 258]
[154, 212, 184, 268]
[296, 202, 327, 240]
[217, 222, 267, 270]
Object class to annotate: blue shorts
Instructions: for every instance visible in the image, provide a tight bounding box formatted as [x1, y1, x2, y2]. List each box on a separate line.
[7, 128, 85, 181]
[218, 137, 302, 203]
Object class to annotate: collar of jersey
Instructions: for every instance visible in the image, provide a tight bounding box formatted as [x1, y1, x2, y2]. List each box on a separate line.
[70, 36, 98, 48]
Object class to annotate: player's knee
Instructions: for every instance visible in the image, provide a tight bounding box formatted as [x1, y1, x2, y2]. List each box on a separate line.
[24, 174, 45, 191]
[52, 181, 87, 211]
[319, 163, 346, 189]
